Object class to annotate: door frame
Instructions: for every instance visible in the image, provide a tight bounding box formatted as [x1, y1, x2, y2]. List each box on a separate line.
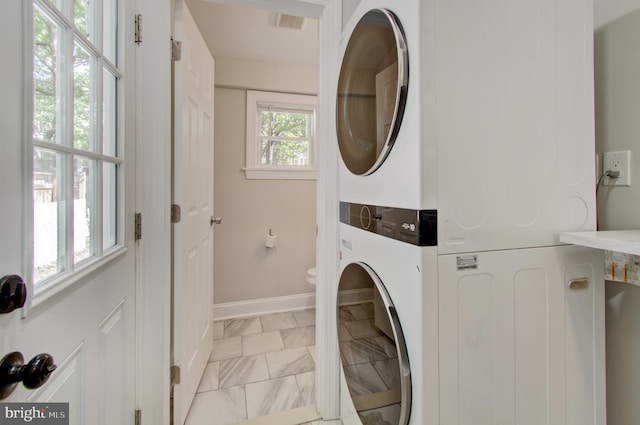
[136, 0, 173, 424]
[137, 0, 341, 423]
[313, 1, 341, 418]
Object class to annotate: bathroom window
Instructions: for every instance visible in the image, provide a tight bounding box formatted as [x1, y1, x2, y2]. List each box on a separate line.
[245, 90, 317, 180]
[32, 0, 124, 295]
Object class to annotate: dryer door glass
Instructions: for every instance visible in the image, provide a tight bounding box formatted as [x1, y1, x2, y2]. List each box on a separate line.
[337, 9, 408, 175]
[337, 262, 411, 425]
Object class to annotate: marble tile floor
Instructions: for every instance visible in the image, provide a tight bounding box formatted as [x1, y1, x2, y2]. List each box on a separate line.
[185, 303, 391, 425]
[185, 309, 322, 425]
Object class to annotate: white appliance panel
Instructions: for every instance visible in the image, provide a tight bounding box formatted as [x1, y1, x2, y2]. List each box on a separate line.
[438, 246, 605, 425]
[435, 0, 596, 253]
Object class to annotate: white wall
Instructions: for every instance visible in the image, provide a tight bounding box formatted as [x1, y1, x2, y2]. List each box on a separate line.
[215, 56, 317, 94]
[594, 7, 640, 425]
[213, 57, 317, 305]
[341, 0, 361, 28]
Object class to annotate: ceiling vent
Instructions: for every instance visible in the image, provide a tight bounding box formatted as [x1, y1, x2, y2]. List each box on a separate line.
[274, 13, 305, 30]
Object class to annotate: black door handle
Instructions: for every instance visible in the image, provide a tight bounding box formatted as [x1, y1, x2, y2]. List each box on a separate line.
[0, 275, 27, 314]
[0, 352, 57, 400]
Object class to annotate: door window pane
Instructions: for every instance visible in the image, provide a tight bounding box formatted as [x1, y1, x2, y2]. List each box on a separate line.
[73, 43, 94, 151]
[33, 7, 61, 144]
[103, 162, 117, 250]
[34, 149, 66, 282]
[73, 156, 95, 264]
[103, 68, 117, 156]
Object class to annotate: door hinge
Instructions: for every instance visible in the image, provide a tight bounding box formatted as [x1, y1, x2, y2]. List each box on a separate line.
[135, 213, 142, 240]
[171, 38, 182, 62]
[170, 365, 181, 386]
[134, 409, 142, 425]
[134, 14, 142, 43]
[171, 204, 181, 223]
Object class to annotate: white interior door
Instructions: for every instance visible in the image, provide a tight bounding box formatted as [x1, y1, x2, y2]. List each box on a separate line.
[0, 1, 136, 424]
[172, 2, 215, 424]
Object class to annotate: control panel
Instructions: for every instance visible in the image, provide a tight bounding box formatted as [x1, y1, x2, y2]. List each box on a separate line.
[340, 202, 437, 246]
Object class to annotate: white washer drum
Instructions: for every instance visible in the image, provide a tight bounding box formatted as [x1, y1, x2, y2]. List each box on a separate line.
[337, 262, 411, 425]
[336, 9, 408, 175]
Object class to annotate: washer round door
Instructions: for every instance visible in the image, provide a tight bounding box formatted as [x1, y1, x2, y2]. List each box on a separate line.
[337, 262, 411, 425]
[336, 9, 408, 175]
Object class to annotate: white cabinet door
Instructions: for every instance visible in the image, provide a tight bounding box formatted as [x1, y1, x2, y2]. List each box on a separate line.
[0, 1, 136, 424]
[438, 246, 605, 425]
[172, 2, 215, 424]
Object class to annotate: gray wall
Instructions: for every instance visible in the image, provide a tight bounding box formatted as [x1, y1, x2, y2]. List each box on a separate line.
[213, 57, 317, 304]
[594, 8, 640, 425]
[595, 9, 640, 230]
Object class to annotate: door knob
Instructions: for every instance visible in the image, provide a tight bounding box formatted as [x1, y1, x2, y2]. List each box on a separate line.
[0, 275, 27, 314]
[210, 217, 222, 225]
[0, 352, 57, 400]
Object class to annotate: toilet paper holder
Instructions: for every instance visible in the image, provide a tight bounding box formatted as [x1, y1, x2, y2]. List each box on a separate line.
[265, 229, 277, 248]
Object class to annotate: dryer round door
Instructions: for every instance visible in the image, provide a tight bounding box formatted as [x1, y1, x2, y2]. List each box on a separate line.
[337, 262, 411, 425]
[336, 9, 408, 176]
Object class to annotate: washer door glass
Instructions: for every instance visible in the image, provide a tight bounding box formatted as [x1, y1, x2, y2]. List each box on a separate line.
[337, 262, 411, 425]
[337, 9, 408, 175]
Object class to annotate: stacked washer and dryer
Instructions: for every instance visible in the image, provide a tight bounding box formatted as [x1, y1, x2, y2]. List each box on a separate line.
[334, 2, 605, 425]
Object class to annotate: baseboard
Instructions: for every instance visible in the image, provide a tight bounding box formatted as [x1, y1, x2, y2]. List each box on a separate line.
[213, 292, 316, 321]
[213, 288, 373, 321]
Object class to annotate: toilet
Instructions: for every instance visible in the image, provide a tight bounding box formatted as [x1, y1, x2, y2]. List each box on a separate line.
[306, 267, 317, 286]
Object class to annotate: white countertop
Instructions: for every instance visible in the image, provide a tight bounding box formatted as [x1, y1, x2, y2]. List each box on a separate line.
[560, 230, 640, 256]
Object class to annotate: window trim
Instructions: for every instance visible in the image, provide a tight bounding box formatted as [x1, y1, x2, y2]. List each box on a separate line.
[27, 0, 127, 308]
[31, 246, 127, 309]
[245, 90, 318, 180]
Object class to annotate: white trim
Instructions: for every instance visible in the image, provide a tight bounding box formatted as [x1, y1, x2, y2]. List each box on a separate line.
[30, 246, 127, 309]
[22, 0, 35, 318]
[315, 0, 341, 420]
[136, 0, 172, 423]
[212, 288, 373, 321]
[244, 168, 317, 180]
[214, 292, 315, 321]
